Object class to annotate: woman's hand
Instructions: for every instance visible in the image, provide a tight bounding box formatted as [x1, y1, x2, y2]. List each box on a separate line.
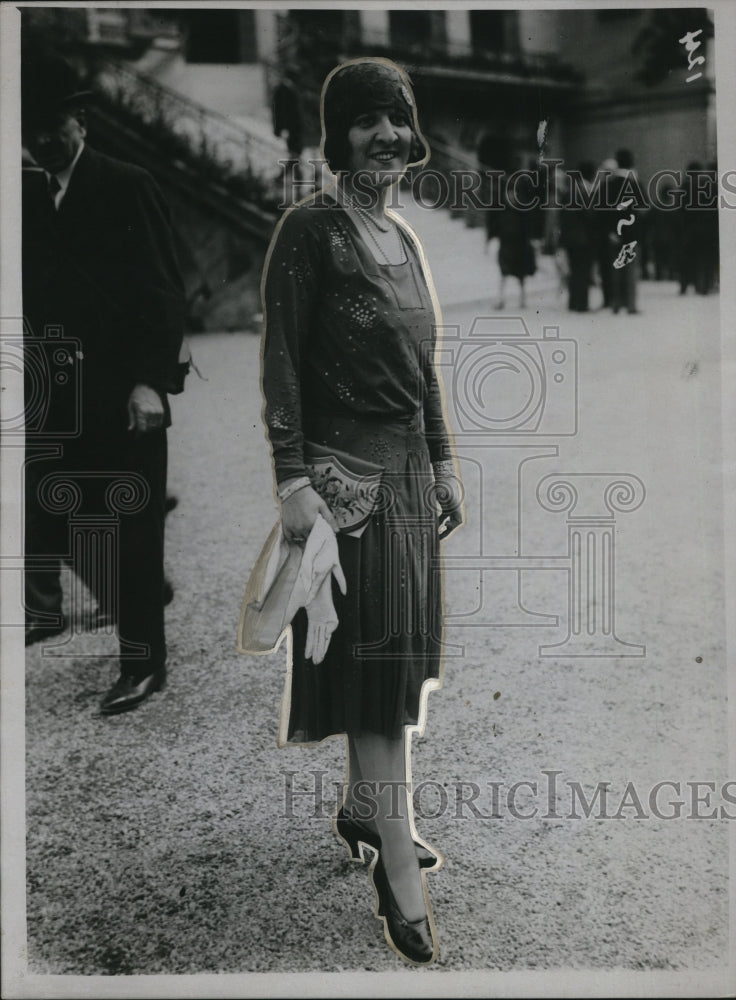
[280, 482, 339, 544]
[433, 468, 464, 540]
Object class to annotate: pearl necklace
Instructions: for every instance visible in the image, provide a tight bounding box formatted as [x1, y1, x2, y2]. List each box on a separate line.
[342, 192, 406, 265]
[352, 200, 391, 232]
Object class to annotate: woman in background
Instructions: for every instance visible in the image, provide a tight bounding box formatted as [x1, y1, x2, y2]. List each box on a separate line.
[494, 158, 537, 309]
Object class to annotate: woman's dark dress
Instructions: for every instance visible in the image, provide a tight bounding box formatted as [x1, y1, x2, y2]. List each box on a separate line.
[497, 208, 536, 279]
[262, 192, 451, 743]
[497, 176, 537, 280]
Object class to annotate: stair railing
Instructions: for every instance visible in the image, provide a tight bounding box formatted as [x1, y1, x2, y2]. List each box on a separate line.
[90, 55, 287, 183]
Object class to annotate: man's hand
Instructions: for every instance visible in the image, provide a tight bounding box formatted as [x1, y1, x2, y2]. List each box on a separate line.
[127, 383, 165, 434]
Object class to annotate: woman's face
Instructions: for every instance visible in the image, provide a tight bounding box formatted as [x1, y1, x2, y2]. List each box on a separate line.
[346, 108, 413, 191]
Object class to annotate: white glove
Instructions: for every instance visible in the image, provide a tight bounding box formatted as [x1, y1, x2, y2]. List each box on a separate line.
[304, 573, 339, 664]
[297, 513, 346, 603]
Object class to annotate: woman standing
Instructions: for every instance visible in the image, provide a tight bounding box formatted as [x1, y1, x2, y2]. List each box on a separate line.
[260, 58, 462, 965]
[494, 160, 537, 309]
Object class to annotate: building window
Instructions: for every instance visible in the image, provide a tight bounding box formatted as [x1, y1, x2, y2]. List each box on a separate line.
[389, 11, 432, 50]
[291, 9, 345, 48]
[186, 11, 241, 63]
[470, 11, 505, 55]
[469, 11, 523, 56]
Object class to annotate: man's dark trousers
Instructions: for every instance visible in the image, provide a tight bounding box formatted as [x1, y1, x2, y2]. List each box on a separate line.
[25, 427, 168, 674]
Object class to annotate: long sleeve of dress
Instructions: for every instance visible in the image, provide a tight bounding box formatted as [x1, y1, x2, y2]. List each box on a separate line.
[261, 207, 324, 484]
[422, 347, 453, 465]
[406, 231, 452, 465]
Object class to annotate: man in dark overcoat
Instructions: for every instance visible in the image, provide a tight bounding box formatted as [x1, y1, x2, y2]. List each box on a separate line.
[22, 49, 186, 714]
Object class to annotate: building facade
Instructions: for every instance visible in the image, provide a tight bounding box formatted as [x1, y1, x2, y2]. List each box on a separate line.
[281, 7, 716, 182]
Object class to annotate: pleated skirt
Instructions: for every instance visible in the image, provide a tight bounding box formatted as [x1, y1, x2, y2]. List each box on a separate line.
[282, 409, 443, 744]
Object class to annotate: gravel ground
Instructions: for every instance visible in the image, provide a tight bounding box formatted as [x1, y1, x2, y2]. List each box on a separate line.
[18, 202, 732, 993]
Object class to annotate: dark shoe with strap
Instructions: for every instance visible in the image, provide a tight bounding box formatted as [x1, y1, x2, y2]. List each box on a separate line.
[370, 856, 437, 965]
[99, 666, 166, 715]
[25, 615, 67, 647]
[335, 807, 441, 870]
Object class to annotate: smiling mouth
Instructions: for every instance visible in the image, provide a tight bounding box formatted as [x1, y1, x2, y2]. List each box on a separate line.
[371, 151, 398, 162]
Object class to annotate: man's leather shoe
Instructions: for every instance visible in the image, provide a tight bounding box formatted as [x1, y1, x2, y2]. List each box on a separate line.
[99, 666, 166, 715]
[25, 616, 67, 647]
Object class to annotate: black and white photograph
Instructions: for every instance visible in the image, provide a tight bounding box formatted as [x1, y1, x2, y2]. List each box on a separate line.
[1, 2, 734, 996]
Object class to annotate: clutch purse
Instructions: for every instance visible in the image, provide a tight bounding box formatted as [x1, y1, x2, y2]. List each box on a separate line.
[304, 441, 384, 536]
[237, 521, 302, 653]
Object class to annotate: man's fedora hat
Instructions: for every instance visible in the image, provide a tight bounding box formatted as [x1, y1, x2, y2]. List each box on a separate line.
[21, 47, 93, 129]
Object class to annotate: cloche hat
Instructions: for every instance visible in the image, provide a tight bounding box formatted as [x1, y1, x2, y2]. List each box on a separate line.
[321, 58, 429, 174]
